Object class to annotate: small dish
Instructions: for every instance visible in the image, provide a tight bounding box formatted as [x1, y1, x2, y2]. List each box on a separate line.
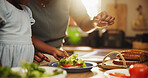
[104, 69, 130, 78]
[48, 61, 97, 73]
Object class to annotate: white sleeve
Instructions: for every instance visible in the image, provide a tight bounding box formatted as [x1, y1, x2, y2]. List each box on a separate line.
[24, 6, 35, 25]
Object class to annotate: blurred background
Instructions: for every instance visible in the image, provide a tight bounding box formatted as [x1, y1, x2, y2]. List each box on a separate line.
[64, 0, 148, 50]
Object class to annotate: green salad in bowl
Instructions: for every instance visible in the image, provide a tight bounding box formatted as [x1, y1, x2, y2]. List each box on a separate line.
[58, 54, 86, 68]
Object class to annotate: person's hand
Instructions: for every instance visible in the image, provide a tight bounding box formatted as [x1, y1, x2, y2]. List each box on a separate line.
[33, 51, 51, 64]
[93, 11, 115, 27]
[33, 49, 69, 64]
[49, 48, 69, 61]
[32, 36, 69, 64]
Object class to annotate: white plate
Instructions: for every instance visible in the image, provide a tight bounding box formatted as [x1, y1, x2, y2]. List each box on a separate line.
[104, 69, 130, 78]
[80, 56, 110, 63]
[11, 66, 67, 78]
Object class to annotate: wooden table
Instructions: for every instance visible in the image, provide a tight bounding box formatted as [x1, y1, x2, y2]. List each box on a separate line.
[66, 72, 94, 78]
[64, 48, 124, 78]
[66, 67, 108, 78]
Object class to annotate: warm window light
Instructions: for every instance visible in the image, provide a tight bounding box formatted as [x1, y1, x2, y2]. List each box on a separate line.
[68, 0, 102, 37]
[69, 0, 101, 26]
[81, 0, 106, 34]
[81, 0, 101, 20]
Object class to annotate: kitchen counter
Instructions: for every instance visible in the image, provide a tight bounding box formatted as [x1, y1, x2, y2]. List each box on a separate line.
[46, 46, 148, 78]
[63, 47, 124, 78]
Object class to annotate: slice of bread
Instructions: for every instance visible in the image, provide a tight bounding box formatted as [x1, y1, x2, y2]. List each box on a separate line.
[113, 59, 140, 66]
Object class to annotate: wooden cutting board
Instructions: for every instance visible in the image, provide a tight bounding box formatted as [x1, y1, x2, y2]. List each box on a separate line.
[106, 4, 127, 32]
[62, 46, 94, 52]
[98, 60, 148, 70]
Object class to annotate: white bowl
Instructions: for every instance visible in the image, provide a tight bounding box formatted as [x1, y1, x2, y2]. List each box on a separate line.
[11, 66, 67, 78]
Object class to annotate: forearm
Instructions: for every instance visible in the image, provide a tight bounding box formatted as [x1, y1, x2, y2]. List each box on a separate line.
[73, 11, 115, 33]
[79, 15, 96, 33]
[32, 36, 69, 61]
[32, 36, 57, 54]
[72, 14, 96, 33]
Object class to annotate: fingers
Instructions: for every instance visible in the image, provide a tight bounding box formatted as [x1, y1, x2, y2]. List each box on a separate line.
[94, 11, 115, 27]
[93, 19, 108, 27]
[52, 50, 69, 61]
[33, 60, 40, 65]
[63, 51, 69, 57]
[108, 17, 115, 25]
[97, 11, 108, 20]
[57, 50, 69, 59]
[34, 52, 50, 64]
[44, 56, 50, 62]
[101, 15, 114, 22]
[53, 53, 60, 61]
[108, 21, 114, 25]
[101, 14, 108, 21]
[35, 52, 45, 59]
[108, 16, 115, 22]
[34, 55, 43, 62]
[105, 16, 112, 22]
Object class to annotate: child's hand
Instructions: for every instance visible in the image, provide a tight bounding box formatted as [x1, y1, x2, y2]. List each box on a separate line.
[33, 52, 50, 64]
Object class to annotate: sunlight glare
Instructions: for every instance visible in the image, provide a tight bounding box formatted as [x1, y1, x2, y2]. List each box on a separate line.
[81, 0, 101, 20]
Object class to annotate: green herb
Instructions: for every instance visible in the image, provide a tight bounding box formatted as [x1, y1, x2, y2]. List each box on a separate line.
[82, 61, 87, 67]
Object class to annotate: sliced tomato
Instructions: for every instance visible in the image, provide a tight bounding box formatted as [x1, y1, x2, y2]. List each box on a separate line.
[62, 63, 83, 68]
[76, 63, 83, 66]
[109, 72, 130, 78]
[62, 64, 74, 67]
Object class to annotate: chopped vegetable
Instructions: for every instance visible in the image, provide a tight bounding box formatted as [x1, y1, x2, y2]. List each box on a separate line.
[22, 62, 46, 78]
[0, 62, 63, 78]
[58, 54, 86, 68]
[0, 66, 22, 78]
[22, 62, 63, 78]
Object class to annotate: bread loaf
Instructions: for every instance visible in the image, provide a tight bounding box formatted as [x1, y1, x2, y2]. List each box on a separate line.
[113, 49, 148, 65]
[116, 49, 148, 62]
